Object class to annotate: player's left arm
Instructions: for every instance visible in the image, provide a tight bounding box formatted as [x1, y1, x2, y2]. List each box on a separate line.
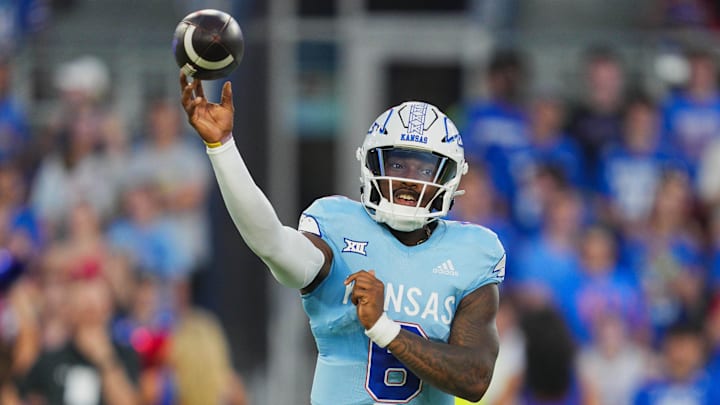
[346, 272, 499, 402]
[390, 284, 499, 402]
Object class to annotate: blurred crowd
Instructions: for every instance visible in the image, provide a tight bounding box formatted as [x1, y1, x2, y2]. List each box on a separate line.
[3, 40, 720, 405]
[0, 50, 247, 404]
[451, 45, 720, 405]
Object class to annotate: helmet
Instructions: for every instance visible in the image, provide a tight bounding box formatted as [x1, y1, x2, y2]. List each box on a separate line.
[356, 101, 468, 232]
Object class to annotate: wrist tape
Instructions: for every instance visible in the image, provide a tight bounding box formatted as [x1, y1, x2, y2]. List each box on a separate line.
[364, 312, 401, 348]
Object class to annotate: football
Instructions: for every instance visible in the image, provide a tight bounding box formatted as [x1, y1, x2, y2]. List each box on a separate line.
[172, 9, 244, 80]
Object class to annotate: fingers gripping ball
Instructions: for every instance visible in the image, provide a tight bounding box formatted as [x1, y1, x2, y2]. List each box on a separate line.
[173, 9, 244, 80]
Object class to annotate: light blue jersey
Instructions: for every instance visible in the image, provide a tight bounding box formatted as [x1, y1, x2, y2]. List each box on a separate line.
[298, 196, 506, 405]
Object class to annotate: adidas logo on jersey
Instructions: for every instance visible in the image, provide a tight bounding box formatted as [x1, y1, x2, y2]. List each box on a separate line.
[432, 260, 458, 277]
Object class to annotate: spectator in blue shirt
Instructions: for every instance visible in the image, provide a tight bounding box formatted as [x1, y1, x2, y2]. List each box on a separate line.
[633, 322, 720, 405]
[597, 95, 686, 232]
[567, 46, 626, 182]
[499, 94, 584, 230]
[446, 161, 516, 257]
[106, 183, 191, 281]
[0, 0, 49, 53]
[513, 188, 584, 308]
[462, 48, 530, 200]
[709, 210, 720, 288]
[561, 224, 647, 344]
[661, 48, 720, 180]
[0, 58, 30, 165]
[623, 171, 705, 343]
[525, 95, 584, 187]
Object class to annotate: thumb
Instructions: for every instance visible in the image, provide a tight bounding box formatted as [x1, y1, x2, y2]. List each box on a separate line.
[221, 81, 233, 110]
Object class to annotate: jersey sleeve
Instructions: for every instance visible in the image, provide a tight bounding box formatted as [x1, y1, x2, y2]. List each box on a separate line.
[461, 232, 506, 300]
[297, 197, 343, 249]
[298, 212, 322, 237]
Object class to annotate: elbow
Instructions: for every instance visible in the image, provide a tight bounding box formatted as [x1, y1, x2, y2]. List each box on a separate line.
[459, 386, 488, 403]
[246, 239, 272, 259]
[457, 373, 492, 403]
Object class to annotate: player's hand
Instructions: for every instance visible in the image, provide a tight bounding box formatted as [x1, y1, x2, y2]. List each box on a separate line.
[180, 71, 234, 144]
[345, 270, 385, 330]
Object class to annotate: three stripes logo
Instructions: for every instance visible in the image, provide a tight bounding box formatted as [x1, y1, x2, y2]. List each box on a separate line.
[432, 260, 458, 277]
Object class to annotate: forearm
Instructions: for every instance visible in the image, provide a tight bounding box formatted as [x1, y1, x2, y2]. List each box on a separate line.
[387, 331, 497, 402]
[11, 290, 41, 376]
[206, 139, 324, 288]
[12, 321, 40, 375]
[99, 363, 140, 405]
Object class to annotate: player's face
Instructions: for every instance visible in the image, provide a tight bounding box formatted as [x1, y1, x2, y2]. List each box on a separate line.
[378, 152, 441, 207]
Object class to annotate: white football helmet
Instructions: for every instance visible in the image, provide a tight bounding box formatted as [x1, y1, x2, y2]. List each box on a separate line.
[356, 101, 468, 232]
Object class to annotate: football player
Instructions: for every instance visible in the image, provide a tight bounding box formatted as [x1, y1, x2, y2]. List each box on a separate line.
[180, 73, 506, 404]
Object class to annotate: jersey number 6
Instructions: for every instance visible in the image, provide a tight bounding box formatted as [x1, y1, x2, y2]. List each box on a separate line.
[365, 322, 427, 403]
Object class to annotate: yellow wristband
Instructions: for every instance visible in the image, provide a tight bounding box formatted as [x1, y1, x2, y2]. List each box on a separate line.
[204, 133, 233, 148]
[204, 140, 223, 148]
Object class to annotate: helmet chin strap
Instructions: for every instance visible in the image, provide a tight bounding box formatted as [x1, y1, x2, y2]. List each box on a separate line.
[374, 199, 428, 232]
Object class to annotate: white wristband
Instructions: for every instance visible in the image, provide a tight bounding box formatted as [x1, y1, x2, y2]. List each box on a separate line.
[364, 312, 401, 348]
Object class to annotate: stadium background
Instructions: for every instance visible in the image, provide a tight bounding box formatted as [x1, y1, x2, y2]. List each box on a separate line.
[3, 0, 720, 404]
